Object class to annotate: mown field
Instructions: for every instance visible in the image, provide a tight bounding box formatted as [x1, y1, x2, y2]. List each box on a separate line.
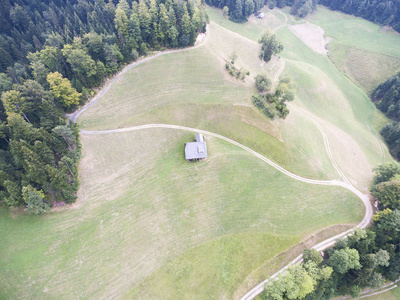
[2, 4, 400, 300]
[308, 6, 400, 93]
[77, 22, 339, 181]
[207, 6, 397, 190]
[0, 130, 363, 299]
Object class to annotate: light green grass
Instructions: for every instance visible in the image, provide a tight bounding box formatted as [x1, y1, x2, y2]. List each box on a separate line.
[0, 129, 364, 299]
[328, 42, 400, 93]
[77, 22, 340, 180]
[309, 6, 400, 59]
[207, 6, 394, 188]
[2, 6, 397, 300]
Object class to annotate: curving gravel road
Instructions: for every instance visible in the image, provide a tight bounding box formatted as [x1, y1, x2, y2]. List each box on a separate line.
[74, 23, 374, 300]
[81, 124, 373, 300]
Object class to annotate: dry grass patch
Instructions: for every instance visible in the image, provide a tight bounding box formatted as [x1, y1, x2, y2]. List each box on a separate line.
[290, 22, 329, 55]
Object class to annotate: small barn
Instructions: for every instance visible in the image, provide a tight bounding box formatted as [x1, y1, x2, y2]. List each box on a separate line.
[255, 12, 264, 19]
[185, 133, 208, 161]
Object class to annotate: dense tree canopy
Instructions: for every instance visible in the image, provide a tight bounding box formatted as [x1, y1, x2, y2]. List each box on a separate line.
[258, 30, 283, 63]
[372, 72, 400, 160]
[259, 165, 400, 300]
[0, 0, 208, 213]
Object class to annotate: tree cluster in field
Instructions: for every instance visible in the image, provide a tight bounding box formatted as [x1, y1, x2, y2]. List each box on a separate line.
[259, 164, 400, 299]
[288, 0, 317, 17]
[258, 30, 283, 63]
[0, 79, 81, 214]
[0, 0, 208, 214]
[252, 74, 294, 119]
[371, 73, 400, 160]
[224, 51, 250, 80]
[318, 0, 400, 33]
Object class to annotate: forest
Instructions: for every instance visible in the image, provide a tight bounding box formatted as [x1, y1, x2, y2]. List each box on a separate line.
[0, 0, 207, 213]
[371, 73, 400, 160]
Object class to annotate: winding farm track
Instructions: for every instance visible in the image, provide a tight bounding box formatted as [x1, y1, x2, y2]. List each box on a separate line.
[81, 124, 373, 300]
[71, 23, 374, 300]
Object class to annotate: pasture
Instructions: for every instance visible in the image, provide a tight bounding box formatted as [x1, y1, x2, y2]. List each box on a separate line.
[308, 6, 400, 93]
[0, 130, 363, 299]
[2, 4, 400, 300]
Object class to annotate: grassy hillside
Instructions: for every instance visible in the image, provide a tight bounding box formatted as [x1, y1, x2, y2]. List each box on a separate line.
[77, 22, 340, 181]
[308, 6, 400, 93]
[0, 130, 363, 299]
[327, 42, 400, 93]
[3, 5, 399, 300]
[198, 6, 394, 189]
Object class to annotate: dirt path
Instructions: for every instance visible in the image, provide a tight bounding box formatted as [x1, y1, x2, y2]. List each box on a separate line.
[68, 27, 209, 123]
[81, 125, 373, 230]
[274, 58, 285, 82]
[75, 22, 373, 300]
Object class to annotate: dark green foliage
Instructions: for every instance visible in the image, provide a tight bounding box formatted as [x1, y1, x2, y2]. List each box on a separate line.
[224, 59, 249, 81]
[258, 31, 283, 63]
[372, 73, 400, 120]
[373, 162, 400, 184]
[0, 0, 208, 213]
[22, 185, 49, 215]
[303, 248, 323, 265]
[205, 0, 268, 22]
[328, 247, 361, 274]
[290, 0, 317, 17]
[255, 73, 271, 92]
[372, 180, 400, 210]
[381, 122, 400, 160]
[372, 73, 400, 160]
[1, 0, 208, 93]
[319, 0, 400, 33]
[253, 77, 294, 119]
[371, 162, 400, 210]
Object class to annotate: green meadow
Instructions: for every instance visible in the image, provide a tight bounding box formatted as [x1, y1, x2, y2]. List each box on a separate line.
[0, 130, 363, 299]
[2, 4, 400, 299]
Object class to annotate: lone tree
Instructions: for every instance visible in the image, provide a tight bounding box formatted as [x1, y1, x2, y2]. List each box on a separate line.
[259, 30, 283, 63]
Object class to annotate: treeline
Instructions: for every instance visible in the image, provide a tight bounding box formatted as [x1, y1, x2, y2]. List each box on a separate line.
[0, 0, 207, 213]
[319, 0, 400, 33]
[259, 163, 400, 299]
[2, 0, 207, 95]
[206, 0, 316, 22]
[0, 77, 81, 214]
[371, 72, 400, 160]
